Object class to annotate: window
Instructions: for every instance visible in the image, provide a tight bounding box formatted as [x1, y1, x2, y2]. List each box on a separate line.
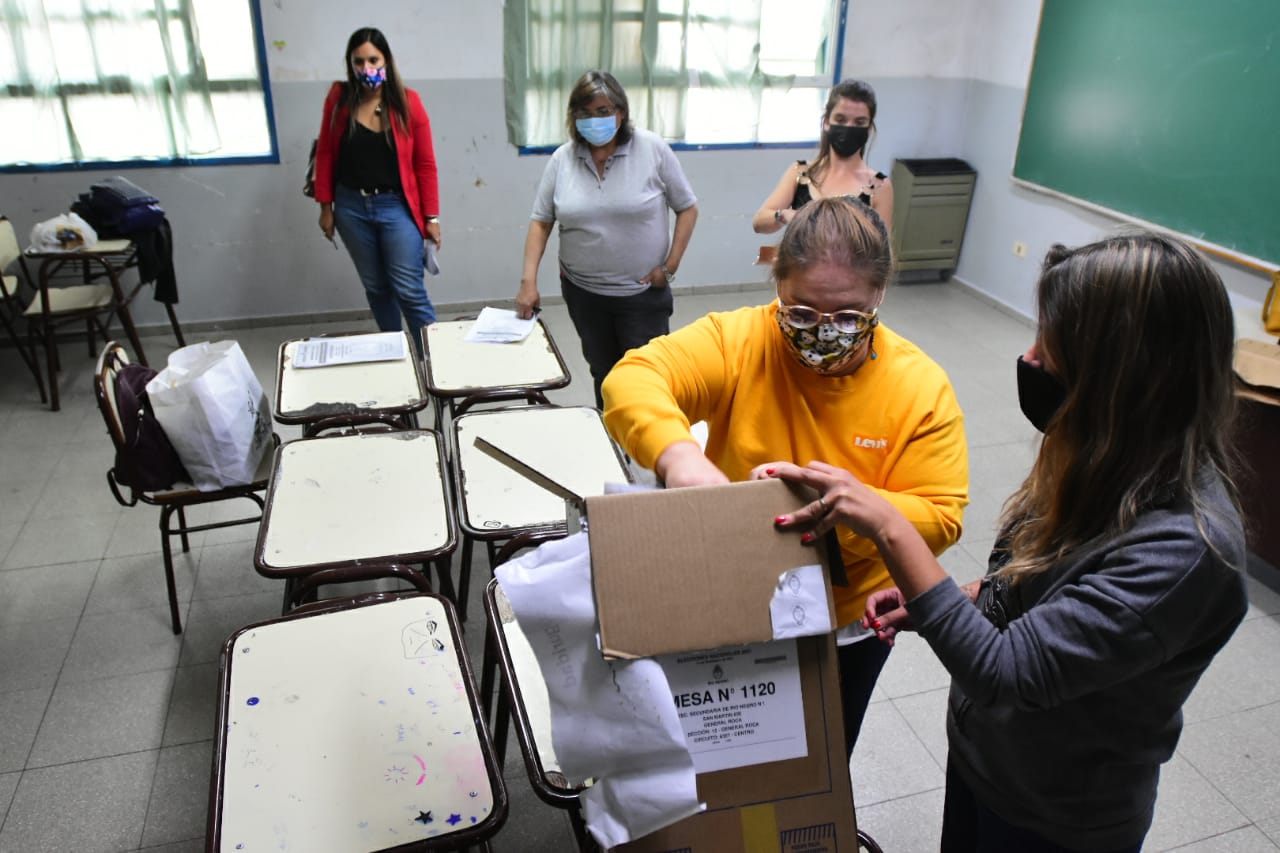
[0, 0, 278, 170]
[504, 0, 846, 151]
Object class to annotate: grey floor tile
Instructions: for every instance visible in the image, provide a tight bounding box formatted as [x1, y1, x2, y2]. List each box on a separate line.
[3, 513, 118, 569]
[1260, 815, 1280, 847]
[0, 524, 20, 568]
[1244, 570, 1280, 619]
[192, 539, 276, 601]
[0, 618, 75, 693]
[27, 669, 173, 768]
[162, 663, 220, 747]
[1164, 826, 1280, 852]
[487, 768, 579, 852]
[873, 631, 950, 700]
[59, 606, 183, 683]
[85, 551, 196, 617]
[892, 687, 949, 771]
[1146, 753, 1249, 850]
[47, 442, 117, 482]
[31, 472, 123, 523]
[937, 541, 984, 586]
[0, 479, 46, 529]
[139, 840, 204, 853]
[849, 696, 944, 807]
[1182, 618, 1280, 723]
[0, 771, 17, 827]
[104, 507, 203, 560]
[0, 687, 51, 774]
[195, 498, 267, 548]
[0, 560, 97, 626]
[141, 741, 213, 849]
[1178, 701, 1280, 824]
[0, 750, 155, 853]
[177, 591, 282, 667]
[0, 446, 62, 482]
[853, 786, 944, 853]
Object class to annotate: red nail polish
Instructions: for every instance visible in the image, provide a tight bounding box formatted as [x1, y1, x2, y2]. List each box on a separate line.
[765, 467, 775, 475]
[871, 619, 882, 630]
[774, 515, 787, 525]
[800, 532, 815, 544]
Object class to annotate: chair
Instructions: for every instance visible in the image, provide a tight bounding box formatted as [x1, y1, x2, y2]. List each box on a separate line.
[0, 216, 49, 402]
[94, 341, 273, 635]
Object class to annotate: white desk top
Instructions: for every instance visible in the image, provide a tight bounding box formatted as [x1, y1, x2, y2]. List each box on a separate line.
[494, 584, 561, 775]
[276, 332, 427, 421]
[423, 319, 567, 394]
[454, 406, 629, 533]
[258, 431, 452, 572]
[218, 596, 497, 851]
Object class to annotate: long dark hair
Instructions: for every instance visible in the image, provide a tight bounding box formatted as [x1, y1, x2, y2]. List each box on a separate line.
[808, 79, 878, 185]
[565, 70, 634, 147]
[338, 27, 410, 135]
[998, 234, 1241, 580]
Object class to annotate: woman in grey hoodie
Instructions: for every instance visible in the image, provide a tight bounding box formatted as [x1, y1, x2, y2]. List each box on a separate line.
[767, 233, 1248, 852]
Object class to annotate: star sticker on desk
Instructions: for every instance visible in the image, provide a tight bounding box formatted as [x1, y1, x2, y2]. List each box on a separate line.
[446, 813, 462, 826]
[414, 810, 433, 824]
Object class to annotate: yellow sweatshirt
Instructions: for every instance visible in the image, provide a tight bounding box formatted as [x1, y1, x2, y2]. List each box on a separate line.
[603, 302, 970, 627]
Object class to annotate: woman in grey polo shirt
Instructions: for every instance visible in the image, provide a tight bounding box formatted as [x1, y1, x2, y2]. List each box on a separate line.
[514, 70, 699, 408]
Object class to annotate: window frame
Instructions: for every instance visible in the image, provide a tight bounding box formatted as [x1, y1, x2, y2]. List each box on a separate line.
[514, 0, 848, 155]
[0, 0, 280, 174]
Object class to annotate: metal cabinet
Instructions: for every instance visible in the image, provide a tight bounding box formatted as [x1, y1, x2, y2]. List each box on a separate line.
[890, 158, 977, 279]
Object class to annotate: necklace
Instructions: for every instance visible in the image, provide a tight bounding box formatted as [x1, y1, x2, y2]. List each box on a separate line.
[373, 101, 383, 116]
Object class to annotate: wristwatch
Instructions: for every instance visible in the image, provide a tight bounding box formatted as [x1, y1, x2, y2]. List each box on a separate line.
[774, 209, 784, 224]
[425, 216, 440, 224]
[662, 264, 675, 283]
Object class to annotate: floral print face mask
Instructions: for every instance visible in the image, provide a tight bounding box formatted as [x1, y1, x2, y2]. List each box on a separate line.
[774, 307, 877, 375]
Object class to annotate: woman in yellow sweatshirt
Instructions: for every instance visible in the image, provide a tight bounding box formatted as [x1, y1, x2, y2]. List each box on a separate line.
[602, 196, 969, 753]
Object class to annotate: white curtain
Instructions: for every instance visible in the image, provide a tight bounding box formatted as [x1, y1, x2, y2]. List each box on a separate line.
[505, 0, 802, 147]
[1, 0, 221, 165]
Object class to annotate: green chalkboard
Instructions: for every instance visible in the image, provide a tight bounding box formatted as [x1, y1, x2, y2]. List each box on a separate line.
[1014, 0, 1280, 264]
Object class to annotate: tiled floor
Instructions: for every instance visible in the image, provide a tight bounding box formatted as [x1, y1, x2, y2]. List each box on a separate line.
[1, 281, 1278, 852]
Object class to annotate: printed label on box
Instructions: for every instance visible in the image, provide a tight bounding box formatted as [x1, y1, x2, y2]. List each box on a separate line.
[657, 639, 806, 774]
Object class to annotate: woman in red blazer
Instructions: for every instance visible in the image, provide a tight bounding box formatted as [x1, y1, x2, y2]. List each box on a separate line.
[314, 27, 440, 354]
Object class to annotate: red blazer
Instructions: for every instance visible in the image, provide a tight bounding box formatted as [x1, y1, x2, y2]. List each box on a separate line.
[314, 81, 440, 237]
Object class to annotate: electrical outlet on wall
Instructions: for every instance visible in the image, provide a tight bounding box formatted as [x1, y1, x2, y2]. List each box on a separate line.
[1013, 241, 1028, 257]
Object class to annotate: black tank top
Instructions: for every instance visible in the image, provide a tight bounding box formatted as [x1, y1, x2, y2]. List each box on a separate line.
[338, 122, 401, 193]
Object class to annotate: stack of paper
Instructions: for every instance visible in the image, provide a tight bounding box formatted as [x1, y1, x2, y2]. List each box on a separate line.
[291, 332, 407, 368]
[464, 306, 538, 344]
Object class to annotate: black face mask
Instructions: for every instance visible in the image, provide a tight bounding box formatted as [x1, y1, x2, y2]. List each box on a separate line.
[826, 124, 869, 158]
[1016, 355, 1066, 433]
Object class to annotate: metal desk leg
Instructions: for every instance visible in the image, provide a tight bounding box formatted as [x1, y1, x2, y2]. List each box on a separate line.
[97, 259, 148, 366]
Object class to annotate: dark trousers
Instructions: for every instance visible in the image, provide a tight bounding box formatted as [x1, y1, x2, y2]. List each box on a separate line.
[837, 636, 892, 758]
[561, 276, 674, 408]
[941, 757, 1144, 853]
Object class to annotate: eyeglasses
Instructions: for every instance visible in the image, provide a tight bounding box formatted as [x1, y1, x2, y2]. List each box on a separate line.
[777, 299, 878, 334]
[573, 105, 617, 119]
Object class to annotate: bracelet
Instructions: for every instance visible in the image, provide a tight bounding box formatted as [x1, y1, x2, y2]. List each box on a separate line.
[773, 209, 784, 224]
[425, 216, 440, 224]
[662, 264, 676, 283]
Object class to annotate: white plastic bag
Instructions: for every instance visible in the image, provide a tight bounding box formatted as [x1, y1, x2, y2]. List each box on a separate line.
[29, 212, 98, 251]
[147, 341, 273, 491]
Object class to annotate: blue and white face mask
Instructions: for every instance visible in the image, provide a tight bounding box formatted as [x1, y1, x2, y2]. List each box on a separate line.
[575, 116, 619, 147]
[359, 67, 386, 90]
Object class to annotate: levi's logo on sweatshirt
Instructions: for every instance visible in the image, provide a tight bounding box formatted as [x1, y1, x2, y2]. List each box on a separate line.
[853, 435, 888, 450]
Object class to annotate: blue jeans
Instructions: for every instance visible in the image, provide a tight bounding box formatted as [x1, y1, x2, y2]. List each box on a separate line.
[333, 185, 435, 354]
[942, 757, 1144, 853]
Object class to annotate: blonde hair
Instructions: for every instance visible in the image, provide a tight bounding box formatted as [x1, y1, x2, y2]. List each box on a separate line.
[773, 196, 893, 291]
[997, 234, 1241, 581]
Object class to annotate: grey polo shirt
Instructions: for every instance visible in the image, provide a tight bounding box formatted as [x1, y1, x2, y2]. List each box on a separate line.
[531, 128, 697, 297]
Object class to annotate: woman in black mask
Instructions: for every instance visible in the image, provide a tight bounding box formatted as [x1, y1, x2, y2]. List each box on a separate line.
[767, 234, 1248, 852]
[753, 79, 893, 235]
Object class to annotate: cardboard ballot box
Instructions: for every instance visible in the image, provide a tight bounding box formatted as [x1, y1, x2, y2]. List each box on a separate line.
[585, 479, 859, 853]
[1234, 339, 1280, 569]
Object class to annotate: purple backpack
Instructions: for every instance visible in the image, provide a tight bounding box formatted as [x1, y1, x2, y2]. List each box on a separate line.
[113, 364, 189, 491]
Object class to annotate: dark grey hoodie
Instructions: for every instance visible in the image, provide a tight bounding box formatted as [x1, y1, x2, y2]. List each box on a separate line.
[907, 475, 1247, 851]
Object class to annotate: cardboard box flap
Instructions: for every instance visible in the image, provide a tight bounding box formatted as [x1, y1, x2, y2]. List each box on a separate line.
[1235, 339, 1280, 391]
[587, 478, 838, 660]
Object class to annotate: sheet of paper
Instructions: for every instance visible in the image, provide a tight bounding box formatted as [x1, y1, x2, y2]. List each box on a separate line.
[463, 306, 538, 344]
[657, 640, 807, 774]
[291, 332, 407, 368]
[769, 564, 834, 639]
[495, 533, 702, 849]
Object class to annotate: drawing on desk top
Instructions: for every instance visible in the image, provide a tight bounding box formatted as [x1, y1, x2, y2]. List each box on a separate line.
[402, 619, 447, 657]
